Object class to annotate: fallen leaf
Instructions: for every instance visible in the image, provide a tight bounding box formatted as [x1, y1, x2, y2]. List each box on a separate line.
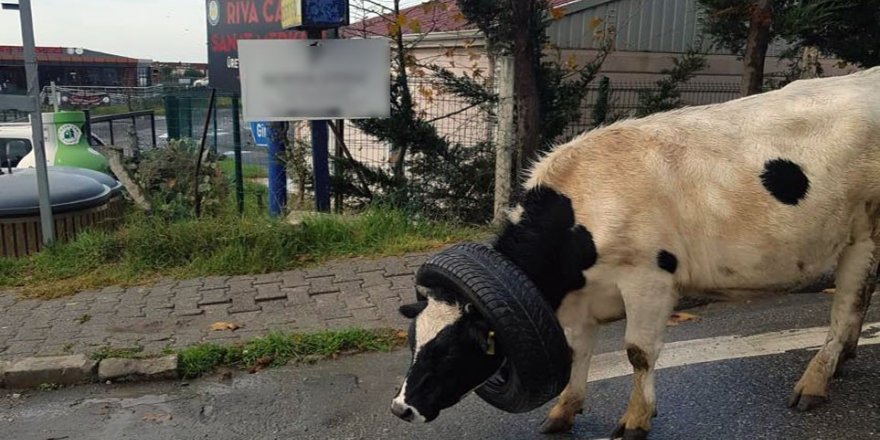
[395, 330, 408, 340]
[210, 322, 240, 331]
[248, 356, 275, 374]
[667, 312, 701, 326]
[822, 288, 836, 295]
[143, 412, 172, 423]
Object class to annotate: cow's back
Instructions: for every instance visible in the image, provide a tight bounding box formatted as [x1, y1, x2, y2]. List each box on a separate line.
[527, 67, 880, 293]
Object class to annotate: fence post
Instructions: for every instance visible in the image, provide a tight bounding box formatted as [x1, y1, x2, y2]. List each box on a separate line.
[492, 55, 515, 226]
[232, 95, 245, 216]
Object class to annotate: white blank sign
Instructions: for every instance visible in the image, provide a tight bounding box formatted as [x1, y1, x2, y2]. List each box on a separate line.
[239, 39, 390, 121]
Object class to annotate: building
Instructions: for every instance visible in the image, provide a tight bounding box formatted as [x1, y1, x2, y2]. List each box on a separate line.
[0, 46, 152, 92]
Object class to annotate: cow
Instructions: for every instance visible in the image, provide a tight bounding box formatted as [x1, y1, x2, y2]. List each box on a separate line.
[390, 67, 880, 439]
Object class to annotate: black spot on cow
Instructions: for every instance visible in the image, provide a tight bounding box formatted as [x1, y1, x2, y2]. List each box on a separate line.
[493, 186, 598, 310]
[626, 344, 649, 371]
[760, 158, 810, 205]
[657, 250, 678, 274]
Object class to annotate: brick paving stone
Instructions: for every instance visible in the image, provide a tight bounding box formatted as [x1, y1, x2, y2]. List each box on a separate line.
[405, 254, 430, 267]
[308, 276, 340, 296]
[227, 279, 256, 292]
[197, 288, 230, 306]
[100, 285, 125, 294]
[383, 261, 413, 277]
[304, 267, 335, 279]
[12, 328, 51, 342]
[359, 270, 391, 289]
[255, 283, 286, 302]
[314, 294, 353, 320]
[334, 280, 363, 295]
[284, 286, 311, 305]
[366, 285, 402, 302]
[201, 276, 230, 290]
[280, 270, 308, 288]
[350, 307, 381, 322]
[388, 275, 415, 290]
[229, 290, 261, 314]
[176, 309, 204, 317]
[324, 317, 362, 329]
[332, 266, 362, 284]
[253, 273, 282, 285]
[354, 259, 387, 273]
[117, 307, 146, 318]
[342, 295, 375, 310]
[175, 278, 204, 289]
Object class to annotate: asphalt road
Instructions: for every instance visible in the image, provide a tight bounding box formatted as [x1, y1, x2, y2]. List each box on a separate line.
[2, 291, 879, 440]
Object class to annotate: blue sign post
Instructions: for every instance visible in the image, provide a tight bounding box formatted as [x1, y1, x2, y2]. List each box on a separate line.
[282, 0, 350, 214]
[267, 122, 288, 218]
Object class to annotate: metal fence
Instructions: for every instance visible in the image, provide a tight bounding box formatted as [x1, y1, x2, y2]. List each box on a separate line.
[563, 80, 742, 139]
[15, 79, 743, 219]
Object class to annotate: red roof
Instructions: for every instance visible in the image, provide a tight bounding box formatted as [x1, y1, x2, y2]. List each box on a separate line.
[0, 46, 140, 65]
[342, 0, 577, 38]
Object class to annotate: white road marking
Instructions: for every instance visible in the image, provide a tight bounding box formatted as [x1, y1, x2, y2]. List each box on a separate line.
[587, 321, 880, 383]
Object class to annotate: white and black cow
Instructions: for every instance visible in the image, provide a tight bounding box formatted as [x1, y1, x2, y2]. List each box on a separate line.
[391, 67, 880, 439]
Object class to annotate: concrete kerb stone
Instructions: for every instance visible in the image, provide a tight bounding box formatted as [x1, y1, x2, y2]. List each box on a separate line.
[2, 355, 97, 389]
[98, 355, 178, 382]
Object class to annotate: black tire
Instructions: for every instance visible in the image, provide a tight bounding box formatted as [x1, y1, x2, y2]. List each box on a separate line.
[415, 242, 571, 413]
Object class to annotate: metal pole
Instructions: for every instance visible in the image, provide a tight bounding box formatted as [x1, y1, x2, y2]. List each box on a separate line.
[307, 29, 330, 213]
[50, 81, 58, 112]
[232, 94, 245, 216]
[333, 120, 343, 214]
[19, 0, 54, 246]
[267, 122, 288, 217]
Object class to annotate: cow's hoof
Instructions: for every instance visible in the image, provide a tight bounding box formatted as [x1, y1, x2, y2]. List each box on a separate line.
[611, 425, 649, 440]
[539, 416, 574, 434]
[788, 391, 827, 412]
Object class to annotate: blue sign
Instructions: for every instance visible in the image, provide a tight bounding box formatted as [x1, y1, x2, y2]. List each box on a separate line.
[249, 121, 270, 147]
[283, 0, 349, 30]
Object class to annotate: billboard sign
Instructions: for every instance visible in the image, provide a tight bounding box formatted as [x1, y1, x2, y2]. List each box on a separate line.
[281, 0, 350, 30]
[205, 0, 306, 93]
[238, 39, 390, 121]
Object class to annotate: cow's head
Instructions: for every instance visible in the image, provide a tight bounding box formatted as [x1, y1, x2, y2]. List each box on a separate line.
[390, 290, 503, 423]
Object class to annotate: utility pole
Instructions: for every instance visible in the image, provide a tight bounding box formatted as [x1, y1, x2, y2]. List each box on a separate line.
[1, 0, 54, 246]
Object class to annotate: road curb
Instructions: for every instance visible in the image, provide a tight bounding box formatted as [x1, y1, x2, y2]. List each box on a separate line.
[0, 354, 178, 390]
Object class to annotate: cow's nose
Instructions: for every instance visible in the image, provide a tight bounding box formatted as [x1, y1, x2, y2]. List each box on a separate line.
[391, 401, 415, 422]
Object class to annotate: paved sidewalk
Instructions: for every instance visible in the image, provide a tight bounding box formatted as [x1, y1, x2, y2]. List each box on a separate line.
[0, 253, 431, 361]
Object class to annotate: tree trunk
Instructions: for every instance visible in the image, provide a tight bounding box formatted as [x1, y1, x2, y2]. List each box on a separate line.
[510, 0, 542, 175]
[741, 0, 773, 96]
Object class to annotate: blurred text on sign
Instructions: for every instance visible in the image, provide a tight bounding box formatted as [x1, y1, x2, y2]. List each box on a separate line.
[238, 39, 390, 121]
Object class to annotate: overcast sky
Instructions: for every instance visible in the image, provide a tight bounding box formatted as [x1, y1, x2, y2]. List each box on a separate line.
[0, 0, 410, 63]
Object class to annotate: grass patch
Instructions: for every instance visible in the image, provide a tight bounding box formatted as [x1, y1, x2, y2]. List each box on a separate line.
[218, 159, 268, 179]
[177, 328, 403, 379]
[0, 208, 483, 299]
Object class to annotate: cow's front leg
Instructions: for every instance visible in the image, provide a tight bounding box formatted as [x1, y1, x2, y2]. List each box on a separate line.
[540, 320, 600, 434]
[611, 268, 677, 440]
[790, 218, 878, 411]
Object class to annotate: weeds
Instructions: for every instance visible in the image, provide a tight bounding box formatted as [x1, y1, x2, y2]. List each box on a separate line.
[177, 328, 403, 378]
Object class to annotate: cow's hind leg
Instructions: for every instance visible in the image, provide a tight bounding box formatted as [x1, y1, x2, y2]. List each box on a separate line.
[611, 267, 677, 440]
[790, 211, 879, 411]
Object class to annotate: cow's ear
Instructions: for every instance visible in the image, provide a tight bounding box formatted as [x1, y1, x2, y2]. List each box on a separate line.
[399, 301, 427, 319]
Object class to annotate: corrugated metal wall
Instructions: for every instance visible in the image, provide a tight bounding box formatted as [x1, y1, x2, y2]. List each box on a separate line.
[549, 0, 788, 55]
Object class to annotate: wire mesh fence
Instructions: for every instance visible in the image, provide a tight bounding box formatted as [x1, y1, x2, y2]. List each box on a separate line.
[21, 79, 744, 221]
